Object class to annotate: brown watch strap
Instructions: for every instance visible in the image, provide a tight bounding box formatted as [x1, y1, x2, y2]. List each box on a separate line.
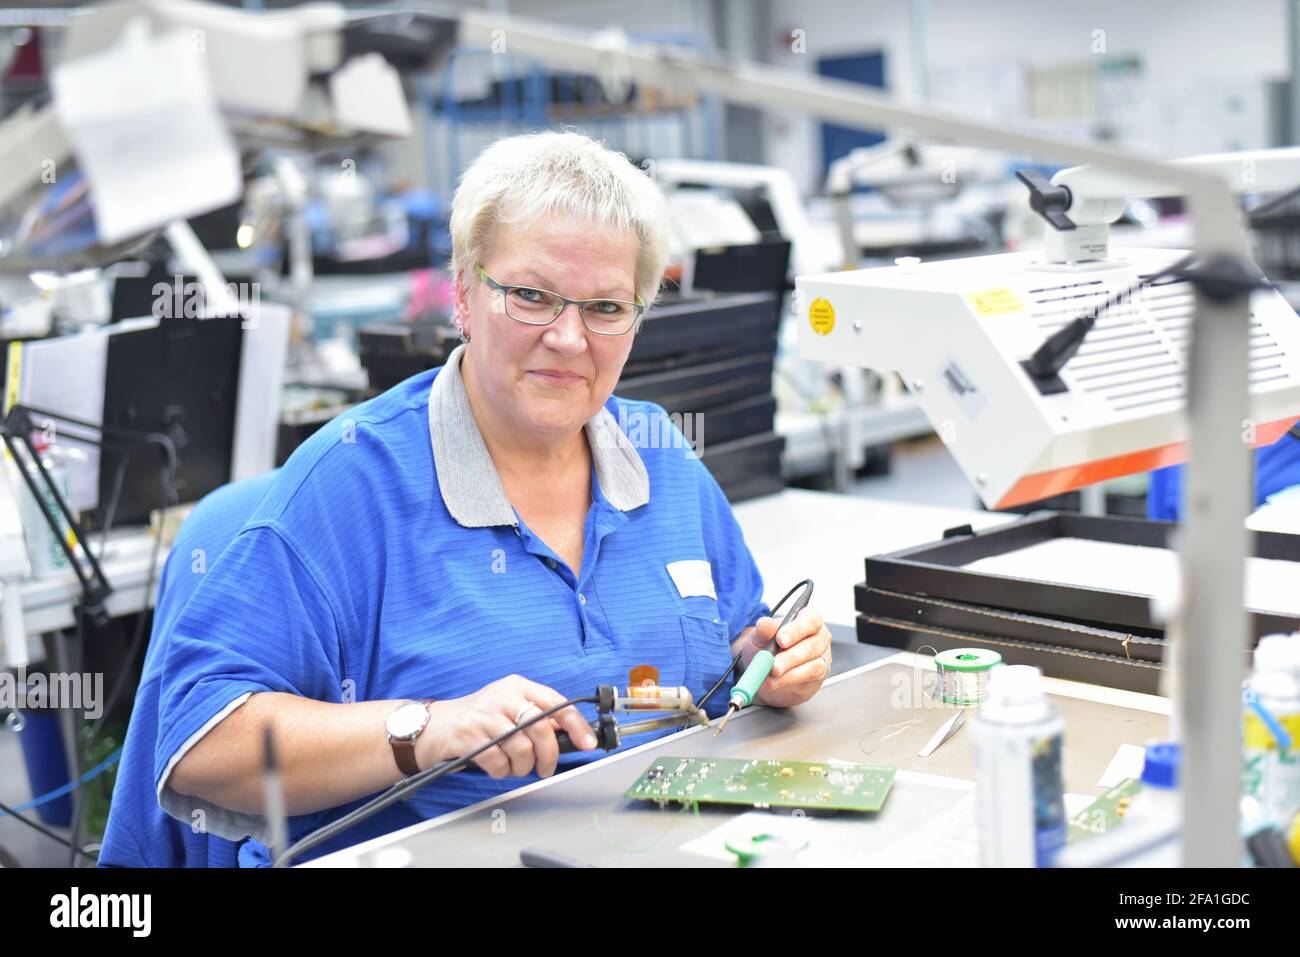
[392, 736, 420, 776]
[390, 700, 434, 777]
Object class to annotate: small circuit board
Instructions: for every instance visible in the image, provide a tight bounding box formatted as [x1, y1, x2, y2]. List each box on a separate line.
[625, 756, 896, 812]
[1068, 778, 1143, 843]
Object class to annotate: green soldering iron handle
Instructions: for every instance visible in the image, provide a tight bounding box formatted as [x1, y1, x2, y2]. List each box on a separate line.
[730, 648, 776, 709]
[728, 580, 814, 711]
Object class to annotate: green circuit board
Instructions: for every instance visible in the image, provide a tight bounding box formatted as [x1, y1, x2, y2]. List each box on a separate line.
[1068, 778, 1143, 843]
[625, 756, 896, 812]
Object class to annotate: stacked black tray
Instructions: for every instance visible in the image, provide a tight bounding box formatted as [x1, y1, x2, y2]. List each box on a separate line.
[358, 317, 461, 393]
[620, 291, 784, 503]
[854, 511, 1300, 694]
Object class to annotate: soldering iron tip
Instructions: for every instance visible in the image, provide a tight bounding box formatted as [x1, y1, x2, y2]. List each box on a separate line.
[715, 705, 737, 736]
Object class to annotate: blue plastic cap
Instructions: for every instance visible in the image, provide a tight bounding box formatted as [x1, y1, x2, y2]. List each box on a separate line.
[1140, 742, 1181, 789]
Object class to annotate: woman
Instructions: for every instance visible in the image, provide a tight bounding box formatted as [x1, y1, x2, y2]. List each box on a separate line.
[158, 131, 832, 863]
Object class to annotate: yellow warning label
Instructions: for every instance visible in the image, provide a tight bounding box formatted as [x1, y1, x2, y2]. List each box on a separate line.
[3, 342, 19, 463]
[4, 341, 21, 415]
[809, 298, 835, 336]
[967, 287, 1025, 316]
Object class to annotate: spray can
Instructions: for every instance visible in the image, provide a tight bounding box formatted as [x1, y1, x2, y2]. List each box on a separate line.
[972, 664, 1067, 867]
[1242, 633, 1300, 826]
[16, 438, 72, 578]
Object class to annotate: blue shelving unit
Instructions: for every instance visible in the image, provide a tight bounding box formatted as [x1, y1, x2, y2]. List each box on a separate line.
[422, 33, 721, 197]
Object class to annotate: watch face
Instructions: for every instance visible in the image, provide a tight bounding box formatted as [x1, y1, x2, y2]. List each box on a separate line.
[387, 702, 428, 738]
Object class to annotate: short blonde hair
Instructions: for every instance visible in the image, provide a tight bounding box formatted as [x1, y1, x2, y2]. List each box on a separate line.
[449, 130, 671, 312]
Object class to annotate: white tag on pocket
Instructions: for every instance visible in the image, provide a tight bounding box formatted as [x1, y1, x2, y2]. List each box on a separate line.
[666, 559, 717, 600]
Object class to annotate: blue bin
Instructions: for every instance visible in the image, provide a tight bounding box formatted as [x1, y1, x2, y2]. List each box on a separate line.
[14, 705, 72, 827]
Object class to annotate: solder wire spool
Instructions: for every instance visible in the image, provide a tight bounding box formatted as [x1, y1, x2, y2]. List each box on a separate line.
[933, 648, 1003, 705]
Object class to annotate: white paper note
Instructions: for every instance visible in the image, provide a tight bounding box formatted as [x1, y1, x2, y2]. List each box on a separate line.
[1097, 743, 1148, 788]
[51, 18, 241, 244]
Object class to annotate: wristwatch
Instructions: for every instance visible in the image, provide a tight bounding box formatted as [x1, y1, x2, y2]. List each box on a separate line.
[386, 700, 433, 776]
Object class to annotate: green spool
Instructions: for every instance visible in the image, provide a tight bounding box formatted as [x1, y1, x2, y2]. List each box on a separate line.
[933, 648, 1003, 705]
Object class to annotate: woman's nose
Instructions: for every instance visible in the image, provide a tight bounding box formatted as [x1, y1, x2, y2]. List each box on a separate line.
[542, 302, 589, 353]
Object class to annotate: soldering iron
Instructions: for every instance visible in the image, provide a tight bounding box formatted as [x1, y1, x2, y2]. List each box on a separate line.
[715, 578, 814, 736]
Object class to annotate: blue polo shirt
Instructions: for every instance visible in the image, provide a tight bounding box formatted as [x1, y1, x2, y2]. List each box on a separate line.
[153, 344, 769, 864]
[1147, 435, 1300, 520]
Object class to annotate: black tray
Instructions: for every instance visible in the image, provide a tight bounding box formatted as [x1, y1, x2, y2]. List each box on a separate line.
[854, 582, 1167, 665]
[855, 613, 1165, 695]
[691, 394, 776, 447]
[627, 291, 779, 364]
[700, 431, 784, 488]
[615, 352, 774, 412]
[719, 473, 786, 505]
[864, 511, 1300, 637]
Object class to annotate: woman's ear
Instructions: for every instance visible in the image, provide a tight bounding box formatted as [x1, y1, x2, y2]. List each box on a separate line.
[453, 269, 473, 342]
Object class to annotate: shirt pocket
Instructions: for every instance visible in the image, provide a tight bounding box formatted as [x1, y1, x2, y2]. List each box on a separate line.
[679, 613, 735, 718]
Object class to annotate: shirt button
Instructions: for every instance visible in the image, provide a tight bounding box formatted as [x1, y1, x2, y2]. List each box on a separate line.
[579, 593, 587, 605]
[547, 558, 557, 569]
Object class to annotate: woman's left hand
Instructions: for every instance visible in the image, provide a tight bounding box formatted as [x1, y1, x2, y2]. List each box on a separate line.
[738, 606, 832, 708]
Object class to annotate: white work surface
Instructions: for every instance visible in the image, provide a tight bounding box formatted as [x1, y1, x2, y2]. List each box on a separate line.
[731, 488, 1013, 632]
[9, 528, 167, 664]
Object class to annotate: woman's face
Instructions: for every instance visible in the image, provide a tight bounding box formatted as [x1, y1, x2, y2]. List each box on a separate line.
[458, 214, 641, 441]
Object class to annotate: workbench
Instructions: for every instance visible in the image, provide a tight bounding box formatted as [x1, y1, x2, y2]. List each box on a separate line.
[9, 527, 169, 667]
[309, 648, 1168, 867]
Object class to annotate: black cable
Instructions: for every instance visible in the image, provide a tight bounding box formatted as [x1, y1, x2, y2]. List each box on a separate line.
[697, 578, 812, 712]
[1027, 178, 1300, 382]
[66, 615, 87, 867]
[0, 796, 96, 863]
[96, 455, 130, 558]
[1026, 253, 1197, 379]
[274, 694, 600, 867]
[83, 459, 174, 755]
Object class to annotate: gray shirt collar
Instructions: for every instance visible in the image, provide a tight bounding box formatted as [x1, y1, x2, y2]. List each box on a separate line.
[427, 343, 650, 528]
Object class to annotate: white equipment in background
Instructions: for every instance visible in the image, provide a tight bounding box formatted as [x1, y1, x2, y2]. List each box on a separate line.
[797, 245, 1300, 510]
[652, 158, 838, 279]
[825, 138, 1007, 270]
[0, 0, 424, 273]
[650, 157, 931, 487]
[797, 149, 1300, 510]
[1039, 148, 1300, 263]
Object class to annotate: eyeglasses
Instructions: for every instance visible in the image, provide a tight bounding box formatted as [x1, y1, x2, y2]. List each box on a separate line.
[475, 265, 645, 336]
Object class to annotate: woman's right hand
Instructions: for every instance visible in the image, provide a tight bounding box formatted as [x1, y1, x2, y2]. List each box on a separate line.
[416, 675, 598, 779]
